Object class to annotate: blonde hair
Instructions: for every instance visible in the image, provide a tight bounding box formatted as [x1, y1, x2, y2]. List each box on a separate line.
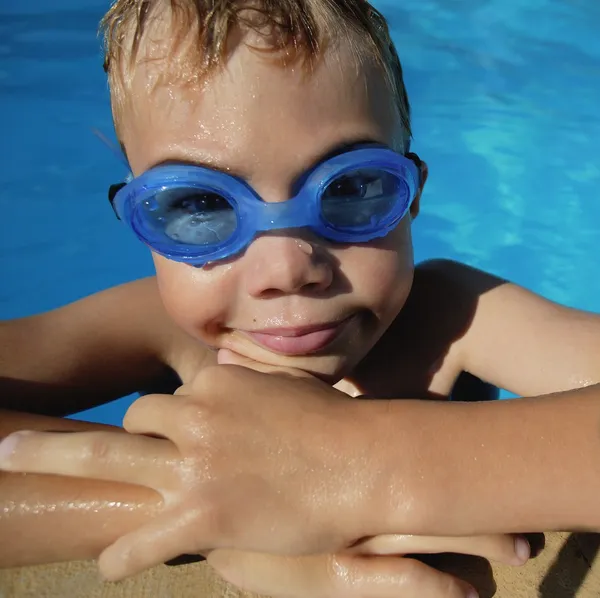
[100, 0, 411, 140]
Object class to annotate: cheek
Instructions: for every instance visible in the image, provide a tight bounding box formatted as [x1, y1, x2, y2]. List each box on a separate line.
[337, 221, 414, 317]
[152, 255, 232, 341]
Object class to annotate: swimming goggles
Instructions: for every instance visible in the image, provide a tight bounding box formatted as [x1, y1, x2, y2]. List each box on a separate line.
[108, 146, 420, 267]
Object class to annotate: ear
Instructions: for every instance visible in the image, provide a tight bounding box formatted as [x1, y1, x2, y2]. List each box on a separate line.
[406, 153, 428, 219]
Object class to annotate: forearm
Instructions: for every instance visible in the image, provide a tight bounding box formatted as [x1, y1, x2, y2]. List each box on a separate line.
[368, 384, 600, 537]
[0, 411, 161, 567]
[0, 279, 179, 416]
[0, 319, 167, 416]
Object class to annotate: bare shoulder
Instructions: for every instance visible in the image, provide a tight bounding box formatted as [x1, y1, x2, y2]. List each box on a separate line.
[400, 258, 507, 350]
[414, 259, 506, 294]
[415, 260, 600, 395]
[0, 277, 211, 414]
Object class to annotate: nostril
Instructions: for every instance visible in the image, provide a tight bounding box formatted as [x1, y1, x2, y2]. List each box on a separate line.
[306, 282, 320, 292]
[254, 278, 327, 299]
[257, 288, 286, 300]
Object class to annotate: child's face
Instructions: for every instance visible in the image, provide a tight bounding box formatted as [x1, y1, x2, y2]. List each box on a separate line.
[118, 38, 427, 381]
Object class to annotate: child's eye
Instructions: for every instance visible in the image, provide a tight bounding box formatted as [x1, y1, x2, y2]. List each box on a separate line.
[149, 188, 238, 246]
[162, 190, 232, 214]
[324, 173, 382, 200]
[321, 169, 401, 229]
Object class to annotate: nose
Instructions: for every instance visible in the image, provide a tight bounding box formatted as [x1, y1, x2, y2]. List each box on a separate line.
[242, 234, 334, 298]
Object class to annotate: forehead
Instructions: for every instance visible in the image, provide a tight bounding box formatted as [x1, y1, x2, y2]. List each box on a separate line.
[120, 38, 402, 181]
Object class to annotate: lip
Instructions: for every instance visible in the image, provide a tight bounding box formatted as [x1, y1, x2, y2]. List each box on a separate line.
[243, 317, 352, 356]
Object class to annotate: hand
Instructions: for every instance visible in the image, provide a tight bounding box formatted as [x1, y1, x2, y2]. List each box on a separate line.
[206, 532, 529, 598]
[0, 354, 530, 586]
[0, 361, 389, 579]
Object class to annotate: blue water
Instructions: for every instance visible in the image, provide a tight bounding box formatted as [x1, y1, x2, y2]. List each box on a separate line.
[1, 0, 599, 423]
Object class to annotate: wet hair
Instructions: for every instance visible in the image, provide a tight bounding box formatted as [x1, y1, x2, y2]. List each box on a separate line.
[100, 0, 411, 140]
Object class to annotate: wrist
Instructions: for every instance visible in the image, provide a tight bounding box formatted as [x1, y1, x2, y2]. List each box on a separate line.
[334, 399, 441, 541]
[354, 390, 600, 537]
[361, 399, 442, 536]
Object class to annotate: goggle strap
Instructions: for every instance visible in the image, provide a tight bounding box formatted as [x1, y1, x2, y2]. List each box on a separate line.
[108, 182, 127, 220]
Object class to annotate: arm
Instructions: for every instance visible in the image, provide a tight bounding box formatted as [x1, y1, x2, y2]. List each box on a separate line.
[367, 262, 600, 533]
[369, 383, 600, 537]
[1, 410, 520, 598]
[0, 364, 570, 578]
[0, 277, 201, 416]
[0, 409, 161, 567]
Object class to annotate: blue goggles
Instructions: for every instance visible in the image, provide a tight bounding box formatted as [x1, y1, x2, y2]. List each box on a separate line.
[109, 147, 420, 267]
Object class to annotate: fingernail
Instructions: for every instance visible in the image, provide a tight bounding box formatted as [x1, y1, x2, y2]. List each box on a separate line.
[466, 588, 479, 598]
[515, 536, 531, 563]
[216, 348, 233, 365]
[0, 431, 32, 466]
[98, 564, 119, 583]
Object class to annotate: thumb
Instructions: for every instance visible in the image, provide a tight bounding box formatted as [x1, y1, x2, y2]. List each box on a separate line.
[217, 349, 312, 379]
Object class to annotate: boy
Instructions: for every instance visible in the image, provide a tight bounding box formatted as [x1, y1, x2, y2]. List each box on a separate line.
[1, 0, 600, 596]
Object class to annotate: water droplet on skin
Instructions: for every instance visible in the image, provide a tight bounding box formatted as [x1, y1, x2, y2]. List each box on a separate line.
[295, 239, 313, 255]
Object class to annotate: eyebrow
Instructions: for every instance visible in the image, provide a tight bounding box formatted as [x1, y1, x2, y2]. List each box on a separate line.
[139, 137, 388, 182]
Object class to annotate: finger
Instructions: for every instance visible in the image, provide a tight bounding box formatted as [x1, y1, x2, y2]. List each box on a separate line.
[98, 505, 205, 581]
[208, 551, 478, 598]
[217, 349, 312, 378]
[123, 394, 187, 438]
[0, 429, 181, 489]
[208, 550, 335, 598]
[352, 533, 530, 566]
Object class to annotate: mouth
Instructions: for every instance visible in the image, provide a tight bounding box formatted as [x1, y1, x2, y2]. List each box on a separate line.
[242, 316, 354, 356]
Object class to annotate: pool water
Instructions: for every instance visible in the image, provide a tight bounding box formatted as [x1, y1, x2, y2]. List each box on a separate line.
[1, 0, 599, 423]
